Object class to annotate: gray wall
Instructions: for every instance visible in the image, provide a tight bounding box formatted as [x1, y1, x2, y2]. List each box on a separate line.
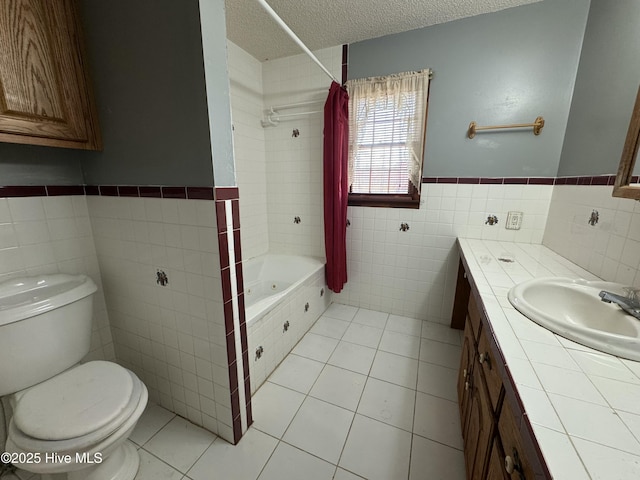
[79, 0, 214, 186]
[558, 0, 640, 176]
[348, 0, 590, 178]
[0, 143, 84, 185]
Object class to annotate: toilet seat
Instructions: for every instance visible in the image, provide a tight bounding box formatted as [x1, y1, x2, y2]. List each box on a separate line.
[8, 361, 144, 453]
[6, 362, 148, 477]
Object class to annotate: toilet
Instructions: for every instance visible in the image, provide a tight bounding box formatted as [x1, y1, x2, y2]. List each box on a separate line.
[0, 274, 148, 480]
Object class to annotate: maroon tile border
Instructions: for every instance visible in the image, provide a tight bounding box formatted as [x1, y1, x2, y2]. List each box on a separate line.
[46, 185, 84, 196]
[231, 200, 240, 230]
[225, 332, 236, 367]
[187, 186, 215, 200]
[1, 186, 47, 197]
[215, 202, 227, 233]
[161, 186, 187, 199]
[0, 175, 619, 201]
[528, 177, 555, 185]
[84, 185, 99, 195]
[503, 177, 528, 185]
[421, 175, 616, 186]
[0, 184, 215, 199]
[233, 230, 242, 263]
[99, 185, 118, 196]
[139, 186, 162, 198]
[118, 186, 139, 197]
[215, 187, 239, 201]
[214, 186, 248, 445]
[218, 233, 230, 270]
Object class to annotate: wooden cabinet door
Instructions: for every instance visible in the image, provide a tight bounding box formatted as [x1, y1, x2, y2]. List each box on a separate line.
[463, 363, 494, 479]
[499, 396, 538, 480]
[486, 436, 509, 480]
[458, 317, 475, 438]
[0, 0, 101, 149]
[477, 326, 503, 412]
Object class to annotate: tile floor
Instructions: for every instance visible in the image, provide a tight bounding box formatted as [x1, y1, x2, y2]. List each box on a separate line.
[13, 303, 466, 480]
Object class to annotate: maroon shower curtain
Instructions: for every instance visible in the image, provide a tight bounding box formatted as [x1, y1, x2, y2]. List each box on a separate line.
[323, 81, 349, 293]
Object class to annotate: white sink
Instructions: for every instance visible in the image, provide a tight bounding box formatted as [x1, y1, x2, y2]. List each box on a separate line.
[508, 277, 640, 361]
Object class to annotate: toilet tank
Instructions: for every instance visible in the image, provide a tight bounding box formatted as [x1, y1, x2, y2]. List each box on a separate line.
[0, 274, 97, 396]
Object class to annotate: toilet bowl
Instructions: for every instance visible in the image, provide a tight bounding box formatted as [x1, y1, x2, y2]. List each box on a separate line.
[0, 274, 148, 480]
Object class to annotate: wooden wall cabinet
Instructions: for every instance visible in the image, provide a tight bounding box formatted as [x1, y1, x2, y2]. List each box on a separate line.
[0, 0, 101, 150]
[455, 259, 549, 480]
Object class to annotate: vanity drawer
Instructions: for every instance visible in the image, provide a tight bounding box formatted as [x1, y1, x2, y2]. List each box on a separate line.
[477, 326, 503, 412]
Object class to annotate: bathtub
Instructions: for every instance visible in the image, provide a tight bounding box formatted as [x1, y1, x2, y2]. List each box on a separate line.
[243, 254, 330, 393]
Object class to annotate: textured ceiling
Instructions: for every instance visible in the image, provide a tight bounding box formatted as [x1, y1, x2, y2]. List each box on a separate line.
[225, 0, 542, 61]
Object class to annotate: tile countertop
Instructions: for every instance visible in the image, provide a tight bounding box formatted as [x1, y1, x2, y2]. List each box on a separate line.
[457, 238, 640, 480]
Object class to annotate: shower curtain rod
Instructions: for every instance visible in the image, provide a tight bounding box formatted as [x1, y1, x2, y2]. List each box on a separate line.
[256, 0, 339, 84]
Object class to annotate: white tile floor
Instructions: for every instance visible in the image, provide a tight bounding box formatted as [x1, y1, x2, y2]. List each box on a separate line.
[12, 304, 466, 480]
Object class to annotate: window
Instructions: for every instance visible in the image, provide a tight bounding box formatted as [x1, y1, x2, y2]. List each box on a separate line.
[346, 70, 431, 208]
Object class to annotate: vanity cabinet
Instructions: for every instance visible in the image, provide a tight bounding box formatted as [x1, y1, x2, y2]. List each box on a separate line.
[0, 0, 101, 150]
[455, 259, 549, 480]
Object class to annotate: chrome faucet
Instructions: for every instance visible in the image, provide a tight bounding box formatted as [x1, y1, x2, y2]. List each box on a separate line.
[599, 287, 640, 320]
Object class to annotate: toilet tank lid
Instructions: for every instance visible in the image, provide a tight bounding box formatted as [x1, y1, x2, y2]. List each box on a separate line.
[0, 274, 97, 327]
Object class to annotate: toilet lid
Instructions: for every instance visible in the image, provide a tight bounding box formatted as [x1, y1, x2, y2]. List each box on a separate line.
[13, 361, 134, 441]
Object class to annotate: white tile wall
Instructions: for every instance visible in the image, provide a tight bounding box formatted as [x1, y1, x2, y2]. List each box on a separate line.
[335, 183, 553, 323]
[544, 184, 640, 285]
[0, 195, 113, 362]
[87, 196, 234, 441]
[228, 40, 269, 261]
[262, 46, 342, 258]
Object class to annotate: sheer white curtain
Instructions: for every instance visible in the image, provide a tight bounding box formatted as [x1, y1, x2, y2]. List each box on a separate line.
[346, 69, 430, 194]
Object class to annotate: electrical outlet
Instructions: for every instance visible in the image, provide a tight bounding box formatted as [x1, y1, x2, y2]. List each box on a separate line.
[506, 211, 523, 230]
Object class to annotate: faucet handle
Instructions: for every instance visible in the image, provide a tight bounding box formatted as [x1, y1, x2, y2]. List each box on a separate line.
[623, 287, 640, 302]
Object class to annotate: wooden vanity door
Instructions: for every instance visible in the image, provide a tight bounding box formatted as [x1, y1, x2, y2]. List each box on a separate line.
[463, 364, 493, 479]
[458, 318, 475, 432]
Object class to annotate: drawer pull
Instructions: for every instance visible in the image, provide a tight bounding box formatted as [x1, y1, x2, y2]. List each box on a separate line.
[463, 368, 467, 378]
[479, 352, 492, 369]
[464, 380, 470, 391]
[504, 448, 525, 479]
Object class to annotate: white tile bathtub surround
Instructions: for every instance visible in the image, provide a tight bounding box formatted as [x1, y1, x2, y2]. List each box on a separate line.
[544, 184, 640, 285]
[87, 195, 234, 441]
[334, 183, 553, 323]
[0, 195, 113, 362]
[246, 267, 331, 394]
[262, 46, 342, 259]
[458, 238, 640, 479]
[228, 40, 269, 260]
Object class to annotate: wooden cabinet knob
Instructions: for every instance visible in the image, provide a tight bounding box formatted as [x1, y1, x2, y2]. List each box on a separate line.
[479, 352, 491, 368]
[505, 449, 525, 478]
[505, 455, 515, 474]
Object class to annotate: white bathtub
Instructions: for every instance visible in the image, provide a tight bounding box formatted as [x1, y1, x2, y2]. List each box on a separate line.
[244, 254, 325, 326]
[243, 254, 330, 393]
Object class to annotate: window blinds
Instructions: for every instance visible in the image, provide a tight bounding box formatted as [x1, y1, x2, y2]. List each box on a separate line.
[346, 70, 430, 195]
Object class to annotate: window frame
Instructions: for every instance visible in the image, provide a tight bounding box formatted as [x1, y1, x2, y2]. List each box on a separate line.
[347, 72, 430, 209]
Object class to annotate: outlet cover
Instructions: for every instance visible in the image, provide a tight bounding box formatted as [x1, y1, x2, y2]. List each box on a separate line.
[506, 211, 523, 230]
